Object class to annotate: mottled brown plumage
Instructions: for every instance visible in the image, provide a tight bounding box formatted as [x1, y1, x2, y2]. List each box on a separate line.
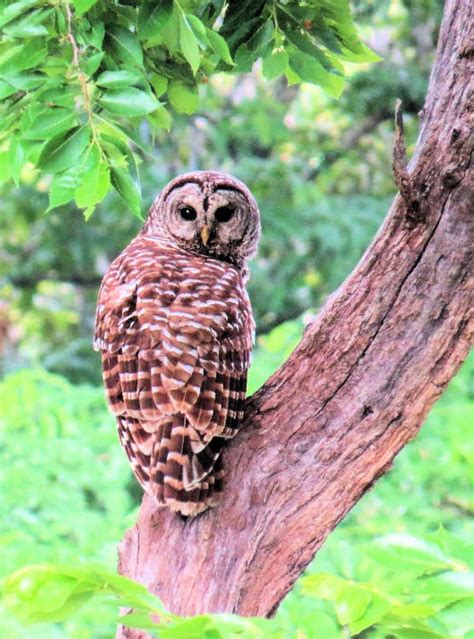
[94, 171, 260, 516]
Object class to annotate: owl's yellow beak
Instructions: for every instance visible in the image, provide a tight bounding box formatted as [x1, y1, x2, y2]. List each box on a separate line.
[200, 224, 211, 246]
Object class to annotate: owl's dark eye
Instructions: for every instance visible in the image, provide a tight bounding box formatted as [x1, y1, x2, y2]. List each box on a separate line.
[179, 206, 197, 221]
[215, 206, 235, 223]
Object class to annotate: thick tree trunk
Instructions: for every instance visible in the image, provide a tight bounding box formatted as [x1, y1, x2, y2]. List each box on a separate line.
[117, 1, 473, 635]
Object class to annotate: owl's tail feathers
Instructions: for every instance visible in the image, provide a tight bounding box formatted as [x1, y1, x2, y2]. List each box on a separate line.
[117, 414, 225, 517]
[164, 454, 225, 517]
[155, 417, 225, 517]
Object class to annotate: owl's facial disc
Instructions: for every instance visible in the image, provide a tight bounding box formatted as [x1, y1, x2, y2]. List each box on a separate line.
[165, 185, 250, 259]
[145, 171, 261, 267]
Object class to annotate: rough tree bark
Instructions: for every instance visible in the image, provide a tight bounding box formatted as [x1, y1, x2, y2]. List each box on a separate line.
[117, 1, 473, 635]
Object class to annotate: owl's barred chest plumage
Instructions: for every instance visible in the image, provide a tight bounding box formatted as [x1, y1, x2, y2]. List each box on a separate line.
[94, 234, 255, 516]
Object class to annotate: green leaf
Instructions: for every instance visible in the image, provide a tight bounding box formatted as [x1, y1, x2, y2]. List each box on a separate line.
[0, 71, 44, 91]
[413, 572, 474, 605]
[2, 563, 165, 625]
[335, 584, 372, 626]
[4, 20, 48, 38]
[100, 88, 160, 116]
[0, 41, 47, 73]
[369, 534, 458, 576]
[38, 126, 91, 174]
[147, 106, 172, 131]
[107, 26, 144, 69]
[110, 166, 142, 219]
[178, 12, 200, 74]
[0, 147, 11, 183]
[3, 565, 91, 624]
[119, 610, 160, 631]
[83, 21, 105, 50]
[390, 602, 437, 619]
[205, 28, 233, 65]
[0, 0, 39, 28]
[96, 70, 144, 89]
[167, 80, 199, 115]
[429, 526, 474, 570]
[8, 137, 25, 184]
[263, 50, 289, 80]
[72, 0, 98, 15]
[283, 24, 342, 73]
[350, 594, 392, 634]
[341, 42, 381, 63]
[301, 573, 345, 599]
[138, 0, 173, 41]
[438, 599, 474, 637]
[23, 107, 77, 141]
[75, 155, 110, 213]
[288, 46, 344, 99]
[0, 79, 17, 99]
[83, 51, 104, 75]
[48, 170, 81, 210]
[233, 43, 254, 73]
[150, 72, 168, 97]
[246, 18, 273, 53]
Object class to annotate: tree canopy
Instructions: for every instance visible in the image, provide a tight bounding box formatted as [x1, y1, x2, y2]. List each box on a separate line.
[0, 0, 378, 217]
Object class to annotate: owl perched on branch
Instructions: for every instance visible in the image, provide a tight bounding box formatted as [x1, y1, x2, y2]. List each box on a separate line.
[94, 171, 261, 516]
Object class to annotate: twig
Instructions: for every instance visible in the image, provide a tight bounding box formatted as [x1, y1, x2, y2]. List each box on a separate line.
[65, 4, 103, 155]
[392, 99, 422, 223]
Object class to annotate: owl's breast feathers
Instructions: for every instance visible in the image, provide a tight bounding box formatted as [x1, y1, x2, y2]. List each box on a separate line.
[94, 236, 255, 515]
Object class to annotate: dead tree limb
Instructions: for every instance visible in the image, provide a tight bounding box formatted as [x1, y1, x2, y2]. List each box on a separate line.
[117, 1, 473, 635]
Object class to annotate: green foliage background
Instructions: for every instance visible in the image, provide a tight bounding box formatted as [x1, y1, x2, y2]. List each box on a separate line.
[1, 0, 472, 637]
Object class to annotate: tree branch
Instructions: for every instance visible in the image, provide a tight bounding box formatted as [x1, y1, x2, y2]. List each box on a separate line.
[117, 1, 473, 635]
[392, 99, 422, 223]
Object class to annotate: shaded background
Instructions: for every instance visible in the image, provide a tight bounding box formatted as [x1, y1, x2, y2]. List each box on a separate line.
[1, 1, 472, 637]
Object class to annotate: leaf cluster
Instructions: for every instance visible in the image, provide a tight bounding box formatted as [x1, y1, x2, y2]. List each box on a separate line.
[301, 530, 474, 638]
[3, 529, 473, 638]
[0, 0, 377, 217]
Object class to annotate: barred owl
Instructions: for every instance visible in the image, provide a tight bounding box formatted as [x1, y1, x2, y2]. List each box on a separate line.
[94, 171, 261, 517]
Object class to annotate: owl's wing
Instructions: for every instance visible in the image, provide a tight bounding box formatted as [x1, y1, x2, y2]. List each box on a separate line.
[94, 244, 254, 494]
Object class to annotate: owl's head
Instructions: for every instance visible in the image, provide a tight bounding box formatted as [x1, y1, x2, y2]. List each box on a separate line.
[143, 171, 261, 267]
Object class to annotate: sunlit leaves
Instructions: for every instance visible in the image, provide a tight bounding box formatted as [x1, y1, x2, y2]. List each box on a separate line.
[301, 530, 474, 638]
[3, 562, 277, 636]
[368, 534, 461, 576]
[4, 528, 473, 637]
[0, 0, 379, 218]
[3, 563, 165, 625]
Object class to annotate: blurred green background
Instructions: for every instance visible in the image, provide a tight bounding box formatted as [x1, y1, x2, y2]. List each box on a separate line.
[1, 1, 472, 637]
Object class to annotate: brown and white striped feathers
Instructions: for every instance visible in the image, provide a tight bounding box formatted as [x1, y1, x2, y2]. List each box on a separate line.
[94, 171, 260, 516]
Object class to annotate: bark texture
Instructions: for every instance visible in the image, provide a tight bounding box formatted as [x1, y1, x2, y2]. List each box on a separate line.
[117, 1, 473, 635]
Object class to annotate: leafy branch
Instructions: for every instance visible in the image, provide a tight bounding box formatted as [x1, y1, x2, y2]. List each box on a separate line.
[3, 528, 473, 638]
[0, 0, 379, 218]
